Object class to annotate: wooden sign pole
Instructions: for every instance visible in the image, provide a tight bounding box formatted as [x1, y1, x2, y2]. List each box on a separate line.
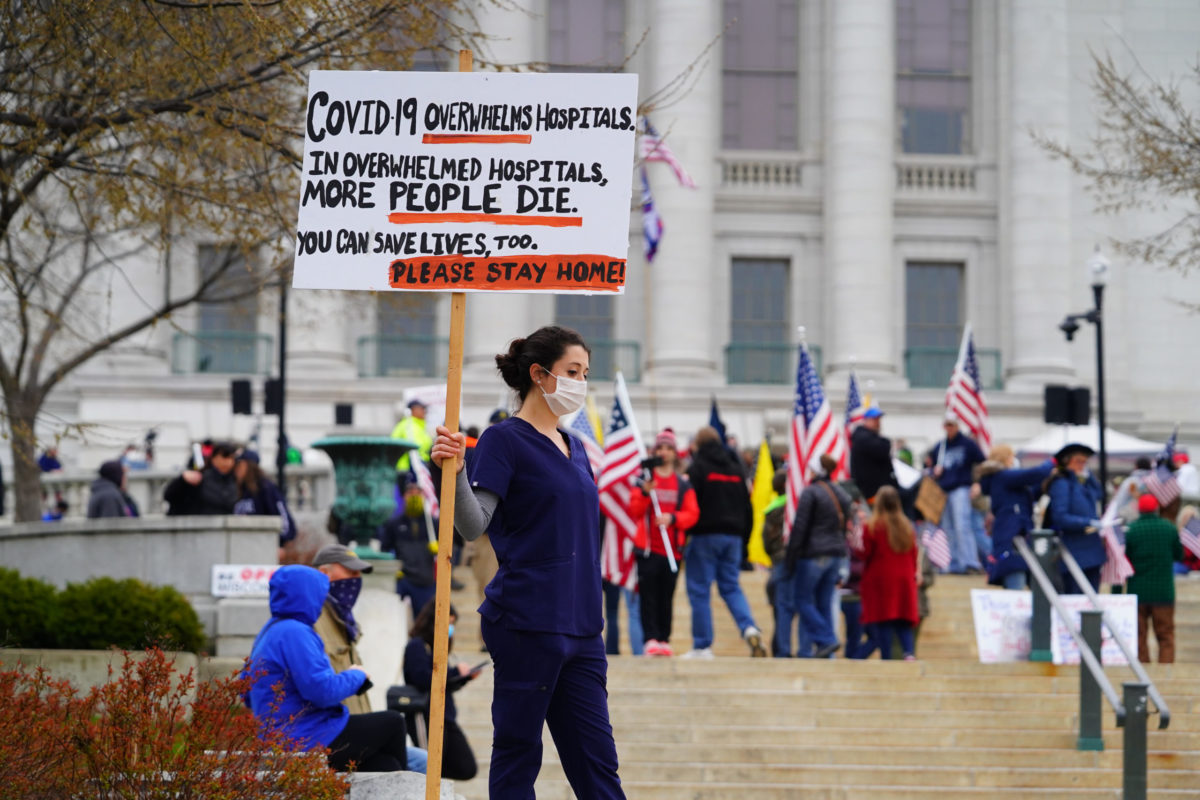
[423, 47, 472, 800]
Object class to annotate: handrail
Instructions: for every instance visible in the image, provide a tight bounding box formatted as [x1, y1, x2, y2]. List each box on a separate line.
[1057, 547, 1171, 730]
[1014, 536, 1126, 725]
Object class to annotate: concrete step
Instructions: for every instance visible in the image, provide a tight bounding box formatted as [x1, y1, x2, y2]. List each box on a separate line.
[526, 782, 1200, 800]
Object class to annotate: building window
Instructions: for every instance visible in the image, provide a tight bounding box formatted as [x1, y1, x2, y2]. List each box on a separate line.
[548, 0, 625, 71]
[177, 244, 268, 374]
[721, 0, 799, 150]
[896, 0, 971, 155]
[375, 293, 440, 376]
[727, 258, 790, 382]
[905, 261, 963, 387]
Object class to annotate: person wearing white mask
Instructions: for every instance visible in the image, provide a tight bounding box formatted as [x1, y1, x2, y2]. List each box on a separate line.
[430, 325, 625, 799]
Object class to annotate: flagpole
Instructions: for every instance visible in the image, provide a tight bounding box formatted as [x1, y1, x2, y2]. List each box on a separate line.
[617, 371, 676, 572]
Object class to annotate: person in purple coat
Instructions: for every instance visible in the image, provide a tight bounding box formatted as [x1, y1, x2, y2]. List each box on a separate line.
[976, 444, 1055, 590]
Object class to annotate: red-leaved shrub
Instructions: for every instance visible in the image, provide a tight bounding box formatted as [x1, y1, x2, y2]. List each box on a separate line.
[0, 649, 349, 800]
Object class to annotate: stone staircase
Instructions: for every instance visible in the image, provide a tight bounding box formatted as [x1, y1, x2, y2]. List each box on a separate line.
[443, 567, 1200, 799]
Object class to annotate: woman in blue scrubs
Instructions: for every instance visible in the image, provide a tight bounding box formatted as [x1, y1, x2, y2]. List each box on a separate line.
[431, 325, 625, 800]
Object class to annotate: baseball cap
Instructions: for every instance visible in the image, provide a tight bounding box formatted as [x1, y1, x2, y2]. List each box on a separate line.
[863, 407, 884, 420]
[1137, 493, 1159, 514]
[312, 544, 374, 573]
[407, 398, 427, 410]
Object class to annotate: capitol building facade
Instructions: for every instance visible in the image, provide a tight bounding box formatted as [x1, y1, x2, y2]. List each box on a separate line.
[35, 0, 1200, 474]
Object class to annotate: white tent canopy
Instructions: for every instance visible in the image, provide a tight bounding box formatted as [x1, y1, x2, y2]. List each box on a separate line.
[1017, 424, 1173, 467]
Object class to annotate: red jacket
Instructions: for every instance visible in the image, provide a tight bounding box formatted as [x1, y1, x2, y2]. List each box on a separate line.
[629, 472, 699, 559]
[857, 519, 920, 626]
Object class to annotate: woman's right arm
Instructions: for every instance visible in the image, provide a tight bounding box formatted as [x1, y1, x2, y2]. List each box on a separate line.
[432, 426, 498, 541]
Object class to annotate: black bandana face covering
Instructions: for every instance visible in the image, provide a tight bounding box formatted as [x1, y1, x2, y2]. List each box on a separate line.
[327, 577, 362, 639]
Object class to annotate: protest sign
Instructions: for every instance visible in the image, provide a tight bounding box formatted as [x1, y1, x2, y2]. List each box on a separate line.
[971, 589, 1033, 663]
[971, 588, 1138, 665]
[293, 70, 638, 294]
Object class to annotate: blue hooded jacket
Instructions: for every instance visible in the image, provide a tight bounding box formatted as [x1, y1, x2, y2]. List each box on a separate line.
[245, 565, 366, 748]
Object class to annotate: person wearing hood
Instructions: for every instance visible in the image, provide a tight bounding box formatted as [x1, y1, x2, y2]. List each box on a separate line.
[244, 565, 424, 773]
[680, 426, 766, 659]
[975, 444, 1055, 590]
[163, 441, 239, 516]
[87, 460, 133, 518]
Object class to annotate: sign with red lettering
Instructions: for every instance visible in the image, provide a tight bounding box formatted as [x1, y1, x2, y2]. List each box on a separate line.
[293, 71, 638, 294]
[212, 564, 278, 597]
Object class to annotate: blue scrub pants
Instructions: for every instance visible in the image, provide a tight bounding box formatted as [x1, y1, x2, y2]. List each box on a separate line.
[684, 534, 758, 650]
[481, 619, 625, 800]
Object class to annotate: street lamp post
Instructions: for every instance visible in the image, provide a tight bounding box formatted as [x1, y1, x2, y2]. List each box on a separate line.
[1058, 247, 1110, 501]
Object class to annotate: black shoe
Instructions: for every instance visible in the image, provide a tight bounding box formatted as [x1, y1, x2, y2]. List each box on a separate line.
[813, 641, 840, 659]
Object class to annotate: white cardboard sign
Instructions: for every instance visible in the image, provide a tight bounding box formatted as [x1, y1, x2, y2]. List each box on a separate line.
[212, 564, 278, 598]
[293, 71, 639, 294]
[970, 589, 1138, 665]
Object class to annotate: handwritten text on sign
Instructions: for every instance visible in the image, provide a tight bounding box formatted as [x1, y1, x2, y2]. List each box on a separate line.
[293, 71, 639, 294]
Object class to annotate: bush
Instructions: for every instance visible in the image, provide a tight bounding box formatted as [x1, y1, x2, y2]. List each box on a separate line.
[0, 567, 59, 648]
[55, 577, 207, 653]
[0, 648, 349, 800]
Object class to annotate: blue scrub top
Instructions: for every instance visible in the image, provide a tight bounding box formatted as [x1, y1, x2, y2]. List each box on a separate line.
[470, 416, 603, 636]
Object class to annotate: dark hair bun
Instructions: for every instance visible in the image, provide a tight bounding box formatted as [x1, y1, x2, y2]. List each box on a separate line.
[495, 337, 526, 390]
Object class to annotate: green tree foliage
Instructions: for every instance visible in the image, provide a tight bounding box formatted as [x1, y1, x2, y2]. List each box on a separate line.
[0, 0, 477, 520]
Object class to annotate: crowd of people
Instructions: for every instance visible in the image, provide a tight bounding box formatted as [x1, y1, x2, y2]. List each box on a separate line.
[18, 322, 1198, 793]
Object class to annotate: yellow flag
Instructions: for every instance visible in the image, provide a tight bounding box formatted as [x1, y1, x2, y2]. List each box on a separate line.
[748, 439, 775, 567]
[585, 393, 604, 445]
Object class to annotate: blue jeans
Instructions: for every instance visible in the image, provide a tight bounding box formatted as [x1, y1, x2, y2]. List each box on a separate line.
[1002, 571, 1027, 590]
[685, 534, 757, 650]
[940, 486, 980, 572]
[971, 508, 991, 563]
[603, 581, 644, 656]
[793, 556, 843, 652]
[772, 564, 811, 658]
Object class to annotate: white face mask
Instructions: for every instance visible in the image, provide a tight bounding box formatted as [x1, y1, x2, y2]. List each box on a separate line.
[538, 367, 587, 416]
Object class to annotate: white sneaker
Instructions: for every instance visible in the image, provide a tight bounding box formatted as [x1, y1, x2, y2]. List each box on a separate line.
[681, 647, 715, 660]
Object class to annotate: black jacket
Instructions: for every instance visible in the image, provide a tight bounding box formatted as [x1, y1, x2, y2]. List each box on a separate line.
[849, 426, 897, 501]
[164, 468, 238, 516]
[785, 477, 852, 568]
[686, 441, 753, 539]
[378, 513, 435, 587]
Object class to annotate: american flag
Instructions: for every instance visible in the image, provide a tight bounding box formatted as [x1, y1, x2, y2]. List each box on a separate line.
[784, 343, 845, 534]
[1180, 517, 1200, 560]
[598, 372, 645, 590]
[945, 324, 992, 452]
[639, 165, 663, 262]
[839, 372, 867, 481]
[1097, 493, 1134, 585]
[1144, 428, 1182, 506]
[918, 521, 952, 570]
[639, 116, 697, 189]
[563, 406, 604, 478]
[409, 456, 439, 519]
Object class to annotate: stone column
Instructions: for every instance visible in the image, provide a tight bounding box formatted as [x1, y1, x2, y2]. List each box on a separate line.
[460, 0, 540, 375]
[285, 288, 354, 377]
[642, 0, 721, 381]
[824, 0, 897, 383]
[1002, 0, 1073, 388]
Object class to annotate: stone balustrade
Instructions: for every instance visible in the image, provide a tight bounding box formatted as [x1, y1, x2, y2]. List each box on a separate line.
[717, 152, 807, 189]
[895, 156, 978, 192]
[2, 464, 335, 522]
